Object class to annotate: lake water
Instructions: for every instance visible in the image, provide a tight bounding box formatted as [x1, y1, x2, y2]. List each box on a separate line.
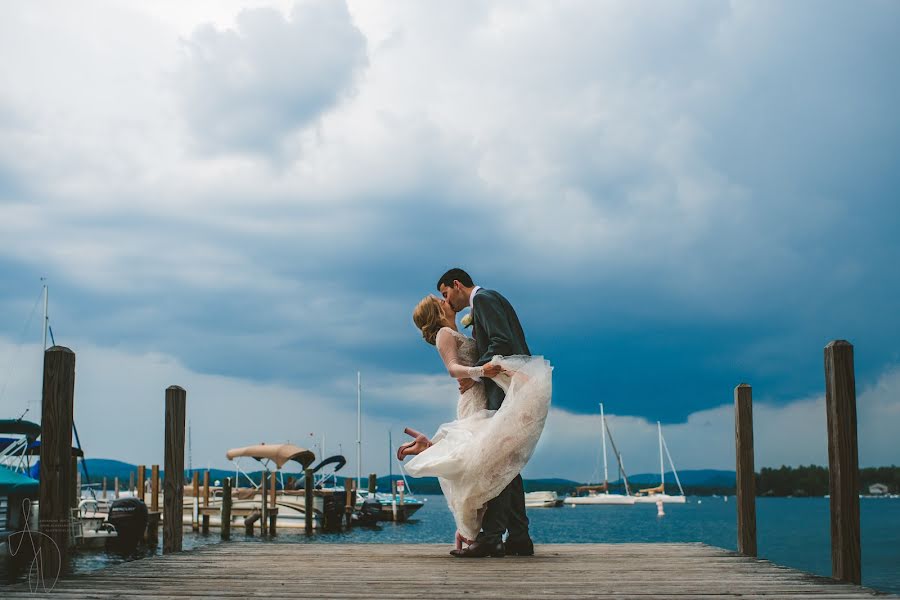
[3, 496, 899, 594]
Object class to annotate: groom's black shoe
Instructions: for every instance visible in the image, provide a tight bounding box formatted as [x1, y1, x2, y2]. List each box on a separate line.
[450, 541, 505, 558]
[504, 538, 535, 556]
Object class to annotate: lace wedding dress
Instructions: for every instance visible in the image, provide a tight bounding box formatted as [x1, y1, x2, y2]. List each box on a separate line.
[404, 327, 552, 541]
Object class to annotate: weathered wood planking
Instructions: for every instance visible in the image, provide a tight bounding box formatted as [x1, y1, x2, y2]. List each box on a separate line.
[5, 543, 893, 598]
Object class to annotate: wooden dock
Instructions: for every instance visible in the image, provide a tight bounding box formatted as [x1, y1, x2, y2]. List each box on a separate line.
[5, 543, 894, 598]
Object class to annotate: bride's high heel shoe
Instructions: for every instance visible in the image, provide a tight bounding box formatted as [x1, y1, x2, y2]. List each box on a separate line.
[396, 427, 432, 461]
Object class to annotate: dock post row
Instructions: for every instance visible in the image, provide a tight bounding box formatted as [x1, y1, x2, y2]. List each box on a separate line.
[733, 339, 862, 584]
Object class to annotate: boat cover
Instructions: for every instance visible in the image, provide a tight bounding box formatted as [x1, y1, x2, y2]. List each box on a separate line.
[0, 419, 41, 440]
[225, 444, 315, 469]
[0, 465, 39, 495]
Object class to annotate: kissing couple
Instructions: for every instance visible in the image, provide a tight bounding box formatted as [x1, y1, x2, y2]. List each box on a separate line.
[398, 268, 552, 558]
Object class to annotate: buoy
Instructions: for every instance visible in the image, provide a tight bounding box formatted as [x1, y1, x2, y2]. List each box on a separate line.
[656, 497, 665, 517]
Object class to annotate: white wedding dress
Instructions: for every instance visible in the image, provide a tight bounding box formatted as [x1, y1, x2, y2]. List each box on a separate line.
[404, 327, 552, 541]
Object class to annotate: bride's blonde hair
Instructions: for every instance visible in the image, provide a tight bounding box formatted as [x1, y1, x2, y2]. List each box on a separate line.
[413, 296, 444, 345]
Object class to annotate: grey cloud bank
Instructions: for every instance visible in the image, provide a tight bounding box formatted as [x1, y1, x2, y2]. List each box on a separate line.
[0, 1, 898, 474]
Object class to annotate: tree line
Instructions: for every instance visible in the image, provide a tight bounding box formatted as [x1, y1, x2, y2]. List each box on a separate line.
[756, 465, 900, 497]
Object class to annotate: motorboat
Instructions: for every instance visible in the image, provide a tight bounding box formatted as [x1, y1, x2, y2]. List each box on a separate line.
[223, 443, 350, 530]
[524, 490, 563, 508]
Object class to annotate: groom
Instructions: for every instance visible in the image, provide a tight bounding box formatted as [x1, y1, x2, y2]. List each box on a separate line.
[437, 267, 534, 558]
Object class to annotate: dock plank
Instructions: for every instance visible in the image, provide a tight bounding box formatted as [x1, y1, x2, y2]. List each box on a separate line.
[4, 543, 894, 598]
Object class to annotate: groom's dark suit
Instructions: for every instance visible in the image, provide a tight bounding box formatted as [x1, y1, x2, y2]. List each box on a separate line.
[471, 288, 531, 547]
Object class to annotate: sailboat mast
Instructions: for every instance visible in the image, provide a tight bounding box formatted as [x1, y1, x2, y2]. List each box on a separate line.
[658, 421, 664, 489]
[356, 371, 361, 491]
[388, 430, 392, 483]
[600, 403, 608, 489]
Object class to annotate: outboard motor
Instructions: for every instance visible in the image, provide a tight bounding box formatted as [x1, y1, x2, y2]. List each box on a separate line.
[107, 497, 148, 549]
[352, 497, 382, 526]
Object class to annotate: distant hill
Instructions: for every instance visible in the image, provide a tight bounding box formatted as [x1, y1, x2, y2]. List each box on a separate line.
[80, 460, 739, 495]
[618, 469, 736, 488]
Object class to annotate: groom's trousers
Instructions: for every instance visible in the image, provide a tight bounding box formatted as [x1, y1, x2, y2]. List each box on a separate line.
[476, 473, 530, 545]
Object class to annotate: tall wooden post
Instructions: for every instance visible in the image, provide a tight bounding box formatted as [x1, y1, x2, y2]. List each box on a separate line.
[260, 471, 268, 536]
[304, 468, 314, 535]
[151, 465, 160, 512]
[102, 477, 108, 500]
[368, 473, 377, 494]
[734, 383, 757, 557]
[114, 476, 120, 499]
[137, 465, 146, 503]
[221, 477, 232, 541]
[129, 472, 135, 494]
[163, 385, 186, 554]
[39, 345, 76, 576]
[824, 340, 861, 584]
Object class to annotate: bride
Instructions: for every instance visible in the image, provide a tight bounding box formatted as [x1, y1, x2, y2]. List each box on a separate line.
[401, 295, 552, 550]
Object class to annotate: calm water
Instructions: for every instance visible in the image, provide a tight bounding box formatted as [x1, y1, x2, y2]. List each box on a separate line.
[3, 496, 899, 593]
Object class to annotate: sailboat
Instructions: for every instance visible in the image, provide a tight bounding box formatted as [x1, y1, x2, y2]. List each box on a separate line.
[633, 422, 686, 504]
[564, 403, 635, 505]
[353, 374, 424, 520]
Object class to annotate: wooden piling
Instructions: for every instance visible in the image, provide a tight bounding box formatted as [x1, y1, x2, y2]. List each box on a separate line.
[304, 468, 314, 535]
[102, 477, 107, 500]
[824, 340, 861, 584]
[368, 473, 377, 494]
[260, 471, 268, 536]
[201, 470, 211, 533]
[39, 345, 76, 576]
[221, 477, 232, 541]
[151, 465, 159, 512]
[137, 465, 146, 502]
[163, 385, 186, 554]
[129, 472, 134, 495]
[269, 471, 277, 536]
[734, 383, 756, 557]
[114, 476, 120, 499]
[192, 471, 200, 532]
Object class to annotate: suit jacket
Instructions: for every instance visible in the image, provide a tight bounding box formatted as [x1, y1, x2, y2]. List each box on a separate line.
[471, 288, 531, 411]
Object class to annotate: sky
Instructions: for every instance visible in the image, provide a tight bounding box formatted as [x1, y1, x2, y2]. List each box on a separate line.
[0, 1, 898, 482]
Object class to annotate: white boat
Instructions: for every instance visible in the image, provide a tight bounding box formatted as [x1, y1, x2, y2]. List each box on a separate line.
[563, 403, 635, 506]
[632, 422, 686, 504]
[525, 491, 562, 508]
[563, 488, 634, 505]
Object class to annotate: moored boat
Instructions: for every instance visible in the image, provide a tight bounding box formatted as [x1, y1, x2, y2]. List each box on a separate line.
[631, 422, 687, 504]
[525, 490, 563, 508]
